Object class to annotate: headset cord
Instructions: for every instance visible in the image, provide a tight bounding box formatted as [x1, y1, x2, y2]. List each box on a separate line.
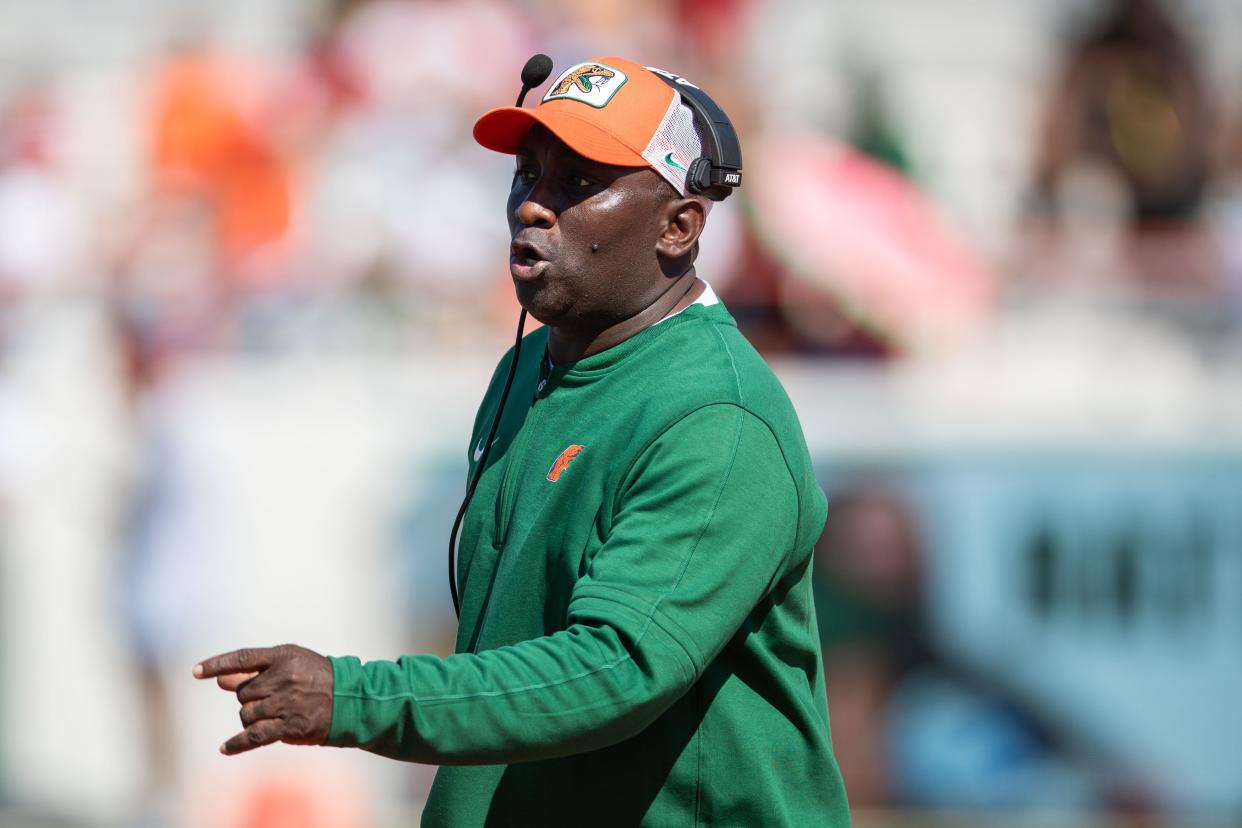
[448, 308, 529, 618]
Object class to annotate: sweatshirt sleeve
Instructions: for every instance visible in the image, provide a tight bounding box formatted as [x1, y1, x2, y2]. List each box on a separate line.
[325, 404, 803, 765]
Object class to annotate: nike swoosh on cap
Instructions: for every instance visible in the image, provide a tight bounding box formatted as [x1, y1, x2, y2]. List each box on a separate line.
[663, 151, 687, 171]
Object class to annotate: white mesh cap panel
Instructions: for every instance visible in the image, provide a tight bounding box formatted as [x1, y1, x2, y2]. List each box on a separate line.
[641, 94, 705, 196]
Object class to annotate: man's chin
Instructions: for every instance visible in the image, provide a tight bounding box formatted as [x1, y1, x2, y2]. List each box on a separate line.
[513, 280, 564, 327]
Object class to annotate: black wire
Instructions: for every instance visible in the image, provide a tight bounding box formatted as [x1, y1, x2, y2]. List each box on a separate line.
[448, 66, 547, 618]
[448, 308, 528, 618]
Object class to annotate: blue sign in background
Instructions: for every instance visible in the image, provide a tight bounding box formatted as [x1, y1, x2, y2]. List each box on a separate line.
[820, 451, 1242, 814]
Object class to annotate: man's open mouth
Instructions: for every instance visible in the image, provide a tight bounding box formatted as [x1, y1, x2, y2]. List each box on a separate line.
[510, 239, 550, 281]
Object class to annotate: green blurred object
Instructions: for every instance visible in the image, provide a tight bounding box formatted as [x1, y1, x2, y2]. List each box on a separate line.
[845, 61, 913, 175]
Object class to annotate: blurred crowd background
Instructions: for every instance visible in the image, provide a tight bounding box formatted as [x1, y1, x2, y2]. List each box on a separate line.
[1, 0, 1240, 826]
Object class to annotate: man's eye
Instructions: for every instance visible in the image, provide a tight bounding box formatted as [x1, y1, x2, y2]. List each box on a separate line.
[568, 175, 594, 190]
[513, 167, 537, 185]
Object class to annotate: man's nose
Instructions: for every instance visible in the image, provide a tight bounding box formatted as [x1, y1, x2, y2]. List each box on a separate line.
[514, 196, 555, 229]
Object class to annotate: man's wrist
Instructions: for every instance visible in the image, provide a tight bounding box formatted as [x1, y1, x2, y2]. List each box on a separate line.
[323, 655, 365, 747]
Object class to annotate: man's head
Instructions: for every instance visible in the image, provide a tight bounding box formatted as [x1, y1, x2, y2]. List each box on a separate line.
[501, 125, 706, 331]
[473, 57, 726, 334]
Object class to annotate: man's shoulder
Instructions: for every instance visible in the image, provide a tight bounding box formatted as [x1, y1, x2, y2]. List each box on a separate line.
[649, 304, 798, 422]
[629, 305, 827, 549]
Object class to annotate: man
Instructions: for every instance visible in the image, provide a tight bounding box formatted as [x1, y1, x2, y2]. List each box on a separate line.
[195, 56, 850, 826]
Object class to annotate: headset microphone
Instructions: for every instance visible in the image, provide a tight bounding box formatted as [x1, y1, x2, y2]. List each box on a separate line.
[447, 55, 552, 619]
[517, 54, 553, 106]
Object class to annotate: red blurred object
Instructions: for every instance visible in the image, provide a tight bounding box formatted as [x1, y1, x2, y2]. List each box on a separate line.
[748, 133, 994, 349]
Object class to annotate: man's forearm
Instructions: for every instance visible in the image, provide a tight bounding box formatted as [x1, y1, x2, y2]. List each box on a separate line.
[325, 617, 696, 765]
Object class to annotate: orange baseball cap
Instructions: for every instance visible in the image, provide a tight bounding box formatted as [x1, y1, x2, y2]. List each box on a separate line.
[473, 56, 706, 196]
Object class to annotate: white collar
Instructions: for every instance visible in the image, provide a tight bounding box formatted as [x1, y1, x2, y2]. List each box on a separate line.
[656, 280, 719, 324]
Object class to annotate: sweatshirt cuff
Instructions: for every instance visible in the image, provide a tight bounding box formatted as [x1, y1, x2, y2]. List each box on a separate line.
[325, 655, 365, 747]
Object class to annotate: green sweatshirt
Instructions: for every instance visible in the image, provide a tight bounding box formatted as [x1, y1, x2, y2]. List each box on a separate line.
[327, 302, 850, 826]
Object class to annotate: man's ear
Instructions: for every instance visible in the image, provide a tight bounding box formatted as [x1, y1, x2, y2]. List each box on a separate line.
[655, 197, 707, 260]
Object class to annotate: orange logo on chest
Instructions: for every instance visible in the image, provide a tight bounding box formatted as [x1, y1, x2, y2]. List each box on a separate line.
[547, 444, 585, 482]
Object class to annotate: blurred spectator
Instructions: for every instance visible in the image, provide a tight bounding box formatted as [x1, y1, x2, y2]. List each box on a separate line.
[291, 0, 538, 344]
[0, 86, 86, 334]
[815, 488, 924, 805]
[112, 301, 225, 822]
[147, 44, 294, 293]
[1026, 0, 1221, 294]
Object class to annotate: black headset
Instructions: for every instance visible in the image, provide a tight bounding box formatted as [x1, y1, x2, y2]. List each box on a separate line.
[645, 67, 743, 199]
[447, 56, 743, 618]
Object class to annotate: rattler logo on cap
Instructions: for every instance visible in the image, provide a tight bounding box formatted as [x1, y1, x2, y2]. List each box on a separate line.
[542, 62, 628, 108]
[475, 56, 707, 196]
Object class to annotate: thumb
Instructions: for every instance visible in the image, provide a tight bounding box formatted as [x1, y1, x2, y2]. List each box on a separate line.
[216, 672, 259, 692]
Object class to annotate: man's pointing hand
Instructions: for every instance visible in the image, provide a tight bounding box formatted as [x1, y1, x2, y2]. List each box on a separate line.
[194, 644, 333, 755]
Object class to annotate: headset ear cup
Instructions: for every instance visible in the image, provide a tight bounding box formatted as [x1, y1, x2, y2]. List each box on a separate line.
[686, 158, 713, 195]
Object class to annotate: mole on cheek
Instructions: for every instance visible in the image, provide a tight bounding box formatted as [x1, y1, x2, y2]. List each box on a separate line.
[591, 243, 599, 253]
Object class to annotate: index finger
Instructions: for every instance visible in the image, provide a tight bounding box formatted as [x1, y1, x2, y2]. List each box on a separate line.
[194, 647, 279, 679]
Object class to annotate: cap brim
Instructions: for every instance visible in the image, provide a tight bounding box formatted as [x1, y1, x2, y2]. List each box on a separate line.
[473, 106, 647, 168]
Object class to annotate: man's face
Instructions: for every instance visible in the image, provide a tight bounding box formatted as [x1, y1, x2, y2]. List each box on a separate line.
[507, 125, 672, 332]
